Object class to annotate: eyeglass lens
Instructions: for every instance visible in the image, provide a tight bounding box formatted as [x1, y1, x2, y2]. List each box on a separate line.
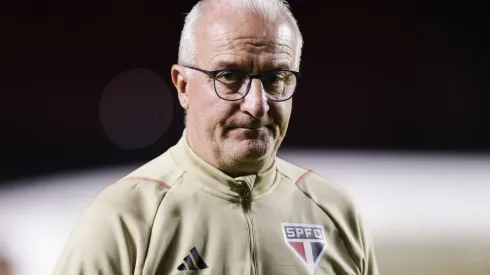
[214, 70, 297, 100]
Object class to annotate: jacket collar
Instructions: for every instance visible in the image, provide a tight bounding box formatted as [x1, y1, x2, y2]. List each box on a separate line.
[169, 130, 278, 201]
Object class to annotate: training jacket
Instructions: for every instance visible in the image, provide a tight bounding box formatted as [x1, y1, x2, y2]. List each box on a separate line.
[54, 133, 379, 275]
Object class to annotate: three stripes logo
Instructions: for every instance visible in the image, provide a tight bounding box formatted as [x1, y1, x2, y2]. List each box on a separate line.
[177, 247, 209, 271]
[282, 223, 327, 272]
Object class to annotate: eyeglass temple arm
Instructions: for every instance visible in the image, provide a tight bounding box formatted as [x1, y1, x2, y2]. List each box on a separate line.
[183, 65, 215, 77]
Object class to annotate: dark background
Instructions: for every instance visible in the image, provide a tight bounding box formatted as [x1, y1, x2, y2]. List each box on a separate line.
[1, 0, 488, 183]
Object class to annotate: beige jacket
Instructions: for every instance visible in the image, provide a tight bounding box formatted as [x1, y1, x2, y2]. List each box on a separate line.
[54, 134, 378, 275]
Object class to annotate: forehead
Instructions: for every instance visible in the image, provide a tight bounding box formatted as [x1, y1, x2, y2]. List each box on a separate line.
[195, 9, 297, 70]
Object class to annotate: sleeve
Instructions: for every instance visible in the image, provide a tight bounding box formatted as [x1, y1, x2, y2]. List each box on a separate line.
[359, 216, 379, 275]
[53, 180, 167, 275]
[345, 187, 379, 275]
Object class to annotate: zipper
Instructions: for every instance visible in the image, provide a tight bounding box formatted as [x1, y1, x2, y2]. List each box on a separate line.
[237, 180, 258, 275]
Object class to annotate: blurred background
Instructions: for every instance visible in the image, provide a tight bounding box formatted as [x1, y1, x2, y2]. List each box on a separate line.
[0, 0, 489, 274]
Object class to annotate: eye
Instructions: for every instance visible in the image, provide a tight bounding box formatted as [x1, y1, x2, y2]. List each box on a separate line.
[216, 70, 247, 83]
[263, 71, 289, 85]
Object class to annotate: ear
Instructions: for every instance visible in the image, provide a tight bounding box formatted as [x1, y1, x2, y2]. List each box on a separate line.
[171, 64, 189, 110]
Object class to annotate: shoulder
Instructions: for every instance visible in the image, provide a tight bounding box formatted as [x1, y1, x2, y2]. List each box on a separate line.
[116, 149, 185, 191]
[276, 157, 356, 209]
[97, 150, 181, 202]
[80, 150, 184, 226]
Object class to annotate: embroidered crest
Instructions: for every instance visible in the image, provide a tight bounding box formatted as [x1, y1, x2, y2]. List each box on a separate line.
[282, 223, 327, 272]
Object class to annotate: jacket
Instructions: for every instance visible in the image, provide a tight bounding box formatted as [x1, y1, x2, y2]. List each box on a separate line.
[54, 133, 379, 275]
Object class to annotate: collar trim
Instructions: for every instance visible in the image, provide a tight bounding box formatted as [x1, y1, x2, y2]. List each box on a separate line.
[169, 131, 278, 201]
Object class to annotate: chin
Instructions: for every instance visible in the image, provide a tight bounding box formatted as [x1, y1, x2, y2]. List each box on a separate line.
[231, 139, 272, 160]
[221, 128, 277, 160]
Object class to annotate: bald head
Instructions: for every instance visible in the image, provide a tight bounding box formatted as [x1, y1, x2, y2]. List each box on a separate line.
[178, 0, 303, 70]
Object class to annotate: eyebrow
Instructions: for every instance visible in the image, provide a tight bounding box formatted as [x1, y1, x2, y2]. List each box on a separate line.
[210, 60, 293, 71]
[268, 62, 293, 70]
[210, 60, 245, 70]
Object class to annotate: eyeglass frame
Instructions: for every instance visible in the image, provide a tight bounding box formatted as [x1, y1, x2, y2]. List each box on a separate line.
[182, 65, 301, 102]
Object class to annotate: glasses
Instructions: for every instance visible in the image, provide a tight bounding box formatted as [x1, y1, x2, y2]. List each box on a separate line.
[183, 65, 300, 102]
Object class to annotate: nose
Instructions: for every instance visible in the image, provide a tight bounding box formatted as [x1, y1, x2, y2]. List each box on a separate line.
[241, 78, 269, 118]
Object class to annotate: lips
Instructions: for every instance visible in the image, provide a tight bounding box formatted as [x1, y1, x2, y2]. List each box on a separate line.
[233, 124, 268, 129]
[228, 121, 273, 131]
[239, 126, 263, 130]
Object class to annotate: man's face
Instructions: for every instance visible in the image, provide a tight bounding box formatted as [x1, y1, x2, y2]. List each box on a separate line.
[184, 8, 298, 171]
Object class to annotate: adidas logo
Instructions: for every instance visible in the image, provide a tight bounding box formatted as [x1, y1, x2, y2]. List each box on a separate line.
[177, 247, 209, 271]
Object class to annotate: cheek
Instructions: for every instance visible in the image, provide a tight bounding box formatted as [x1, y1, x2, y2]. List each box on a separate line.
[188, 81, 234, 127]
[271, 103, 292, 129]
[189, 81, 213, 114]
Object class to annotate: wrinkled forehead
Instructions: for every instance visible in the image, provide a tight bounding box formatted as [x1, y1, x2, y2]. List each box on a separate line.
[195, 9, 298, 69]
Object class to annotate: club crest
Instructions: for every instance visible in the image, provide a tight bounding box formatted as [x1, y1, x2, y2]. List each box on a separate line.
[281, 223, 327, 272]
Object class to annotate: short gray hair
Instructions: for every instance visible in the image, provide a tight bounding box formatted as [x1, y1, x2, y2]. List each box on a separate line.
[178, 0, 304, 71]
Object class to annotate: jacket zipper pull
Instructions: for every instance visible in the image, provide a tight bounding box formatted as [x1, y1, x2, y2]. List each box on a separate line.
[242, 188, 251, 201]
[236, 180, 251, 201]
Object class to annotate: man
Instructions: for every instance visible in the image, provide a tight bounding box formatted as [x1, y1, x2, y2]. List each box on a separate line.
[54, 0, 379, 274]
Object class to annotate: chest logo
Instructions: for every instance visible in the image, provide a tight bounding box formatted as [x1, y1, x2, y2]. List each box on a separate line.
[282, 223, 327, 272]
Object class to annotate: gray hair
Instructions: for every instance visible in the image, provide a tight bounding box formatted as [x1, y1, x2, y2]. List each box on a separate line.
[178, 0, 304, 72]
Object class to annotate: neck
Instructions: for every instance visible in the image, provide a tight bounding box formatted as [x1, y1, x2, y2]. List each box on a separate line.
[223, 156, 275, 178]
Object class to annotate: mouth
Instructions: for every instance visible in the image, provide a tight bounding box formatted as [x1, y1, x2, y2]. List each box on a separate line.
[239, 126, 263, 130]
[233, 125, 271, 131]
[225, 125, 275, 140]
[226, 121, 274, 133]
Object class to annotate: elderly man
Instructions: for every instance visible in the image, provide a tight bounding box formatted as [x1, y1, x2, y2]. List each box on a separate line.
[54, 0, 379, 274]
